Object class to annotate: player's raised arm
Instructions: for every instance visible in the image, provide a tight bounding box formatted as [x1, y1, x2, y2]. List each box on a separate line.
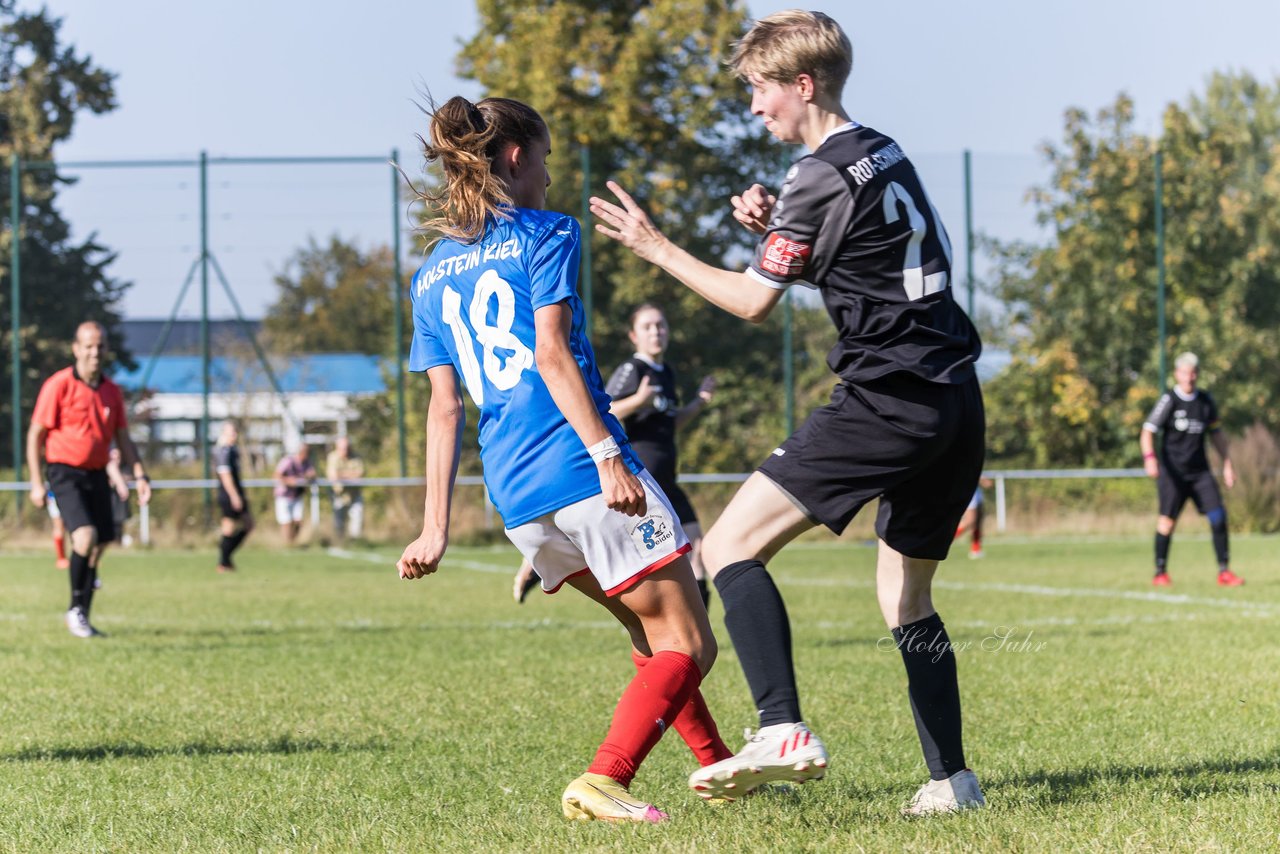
[398, 364, 465, 580]
[590, 181, 784, 323]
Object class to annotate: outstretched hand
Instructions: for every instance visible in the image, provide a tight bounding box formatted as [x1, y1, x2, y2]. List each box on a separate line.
[589, 181, 668, 263]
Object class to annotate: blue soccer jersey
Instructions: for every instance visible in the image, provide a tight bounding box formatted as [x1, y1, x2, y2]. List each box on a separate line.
[409, 208, 640, 528]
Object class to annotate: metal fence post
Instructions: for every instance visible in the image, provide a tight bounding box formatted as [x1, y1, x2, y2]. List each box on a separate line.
[1155, 148, 1167, 391]
[391, 148, 407, 477]
[9, 155, 22, 510]
[996, 475, 1007, 532]
[964, 149, 975, 317]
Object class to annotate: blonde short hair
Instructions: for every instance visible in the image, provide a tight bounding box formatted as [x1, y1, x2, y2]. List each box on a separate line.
[1174, 352, 1199, 369]
[730, 10, 852, 100]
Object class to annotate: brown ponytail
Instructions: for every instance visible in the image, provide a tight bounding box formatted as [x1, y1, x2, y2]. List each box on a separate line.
[414, 95, 548, 243]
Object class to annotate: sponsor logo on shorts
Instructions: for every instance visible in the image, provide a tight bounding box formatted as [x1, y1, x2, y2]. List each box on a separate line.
[760, 234, 811, 277]
[632, 517, 674, 551]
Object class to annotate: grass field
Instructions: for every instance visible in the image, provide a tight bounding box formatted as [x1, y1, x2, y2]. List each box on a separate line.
[2, 535, 1278, 852]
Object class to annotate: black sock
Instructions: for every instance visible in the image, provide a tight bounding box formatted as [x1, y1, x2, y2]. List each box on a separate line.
[696, 577, 710, 610]
[220, 529, 250, 566]
[893, 613, 966, 781]
[714, 560, 800, 727]
[1211, 525, 1229, 570]
[1154, 533, 1171, 573]
[69, 552, 92, 612]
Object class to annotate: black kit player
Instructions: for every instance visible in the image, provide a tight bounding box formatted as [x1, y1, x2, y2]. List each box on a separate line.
[591, 10, 987, 815]
[606, 304, 717, 606]
[214, 420, 255, 573]
[1140, 352, 1241, 587]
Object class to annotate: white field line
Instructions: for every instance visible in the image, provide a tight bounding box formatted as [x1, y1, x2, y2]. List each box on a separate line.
[326, 546, 513, 575]
[782, 574, 1279, 617]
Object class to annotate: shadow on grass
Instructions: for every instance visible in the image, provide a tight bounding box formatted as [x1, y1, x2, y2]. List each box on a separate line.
[2, 735, 389, 763]
[995, 753, 1280, 804]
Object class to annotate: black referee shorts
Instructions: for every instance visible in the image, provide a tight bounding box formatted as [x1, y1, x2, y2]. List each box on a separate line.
[757, 374, 985, 560]
[46, 462, 116, 544]
[1157, 468, 1222, 519]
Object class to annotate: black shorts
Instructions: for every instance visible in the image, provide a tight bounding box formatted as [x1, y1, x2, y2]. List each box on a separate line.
[757, 375, 985, 560]
[1157, 468, 1222, 519]
[46, 463, 116, 544]
[631, 443, 698, 526]
[217, 488, 245, 521]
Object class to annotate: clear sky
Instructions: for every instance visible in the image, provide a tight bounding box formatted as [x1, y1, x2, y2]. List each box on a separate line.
[29, 0, 1280, 319]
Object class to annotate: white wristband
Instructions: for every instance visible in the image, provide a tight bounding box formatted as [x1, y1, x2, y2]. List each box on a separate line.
[587, 436, 621, 464]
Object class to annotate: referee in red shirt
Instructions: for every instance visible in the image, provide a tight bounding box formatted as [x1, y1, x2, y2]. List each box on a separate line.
[27, 321, 152, 638]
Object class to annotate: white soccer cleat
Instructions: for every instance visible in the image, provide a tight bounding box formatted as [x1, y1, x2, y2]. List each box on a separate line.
[64, 607, 99, 639]
[687, 722, 828, 801]
[902, 769, 986, 816]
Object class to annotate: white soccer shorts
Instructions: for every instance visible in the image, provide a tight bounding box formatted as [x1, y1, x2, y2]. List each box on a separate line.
[504, 469, 690, 598]
[274, 495, 304, 525]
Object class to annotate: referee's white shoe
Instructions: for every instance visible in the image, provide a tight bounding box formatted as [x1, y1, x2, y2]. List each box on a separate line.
[688, 722, 827, 801]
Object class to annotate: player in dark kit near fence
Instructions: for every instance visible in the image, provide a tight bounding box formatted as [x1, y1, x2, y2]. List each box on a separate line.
[215, 420, 254, 573]
[606, 304, 717, 607]
[591, 10, 987, 815]
[1140, 352, 1241, 587]
[27, 321, 153, 638]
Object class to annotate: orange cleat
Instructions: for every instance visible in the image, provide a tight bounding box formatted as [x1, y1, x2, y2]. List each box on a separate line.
[1217, 569, 1245, 587]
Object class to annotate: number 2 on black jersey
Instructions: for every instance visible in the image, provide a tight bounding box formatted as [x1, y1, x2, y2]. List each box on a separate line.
[882, 180, 952, 301]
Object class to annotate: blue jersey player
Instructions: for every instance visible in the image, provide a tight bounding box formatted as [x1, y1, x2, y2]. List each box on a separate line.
[395, 95, 729, 823]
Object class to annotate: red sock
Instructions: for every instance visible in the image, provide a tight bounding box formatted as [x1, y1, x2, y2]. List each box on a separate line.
[971, 534, 982, 551]
[632, 650, 732, 766]
[954, 525, 965, 540]
[54, 536, 66, 562]
[588, 651, 702, 787]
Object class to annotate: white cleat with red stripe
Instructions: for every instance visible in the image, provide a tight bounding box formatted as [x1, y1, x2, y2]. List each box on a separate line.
[688, 722, 828, 801]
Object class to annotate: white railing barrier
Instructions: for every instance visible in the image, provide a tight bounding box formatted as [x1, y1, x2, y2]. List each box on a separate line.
[3, 469, 1147, 544]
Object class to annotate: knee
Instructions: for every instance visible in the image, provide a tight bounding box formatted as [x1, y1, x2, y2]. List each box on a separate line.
[1207, 507, 1227, 531]
[700, 529, 733, 578]
[688, 630, 718, 676]
[1156, 516, 1176, 535]
[69, 527, 98, 556]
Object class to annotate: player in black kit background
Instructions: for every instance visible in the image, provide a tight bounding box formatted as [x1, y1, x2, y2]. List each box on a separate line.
[1140, 352, 1241, 587]
[606, 304, 716, 606]
[591, 9, 987, 816]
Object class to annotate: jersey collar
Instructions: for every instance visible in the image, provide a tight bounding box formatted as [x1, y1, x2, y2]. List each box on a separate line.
[817, 121, 860, 148]
[632, 353, 663, 370]
[1172, 386, 1198, 402]
[71, 365, 103, 389]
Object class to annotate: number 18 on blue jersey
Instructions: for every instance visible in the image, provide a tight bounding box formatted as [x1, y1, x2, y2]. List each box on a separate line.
[408, 208, 639, 528]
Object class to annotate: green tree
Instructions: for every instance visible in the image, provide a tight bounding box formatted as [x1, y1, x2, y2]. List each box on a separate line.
[1, 2, 127, 464]
[263, 236, 398, 356]
[983, 73, 1280, 467]
[446, 0, 797, 472]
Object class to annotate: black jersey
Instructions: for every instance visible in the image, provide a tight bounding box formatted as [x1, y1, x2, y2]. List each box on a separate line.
[1144, 388, 1220, 474]
[605, 357, 679, 473]
[749, 123, 981, 386]
[214, 443, 242, 493]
